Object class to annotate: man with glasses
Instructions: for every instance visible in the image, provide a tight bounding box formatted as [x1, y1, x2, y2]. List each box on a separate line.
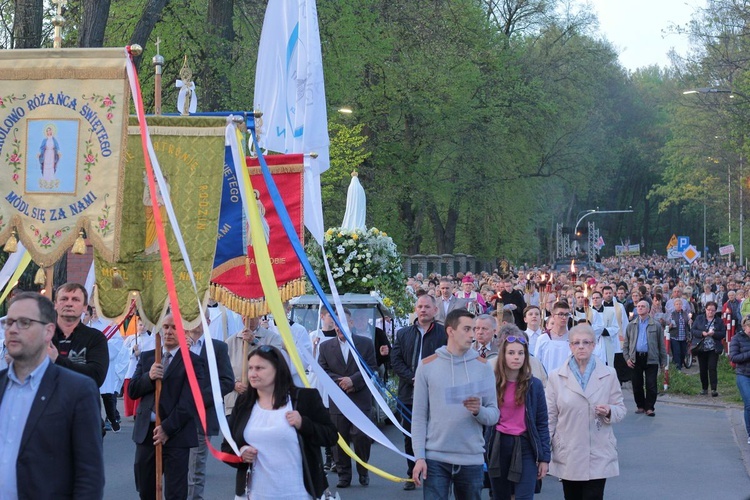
[0, 292, 104, 498]
[534, 302, 573, 375]
[623, 301, 667, 417]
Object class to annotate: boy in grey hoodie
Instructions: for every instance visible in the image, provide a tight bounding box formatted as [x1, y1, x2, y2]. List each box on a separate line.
[411, 309, 499, 499]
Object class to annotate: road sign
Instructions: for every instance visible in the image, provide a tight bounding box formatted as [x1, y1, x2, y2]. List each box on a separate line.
[667, 234, 677, 250]
[719, 244, 735, 256]
[682, 245, 700, 263]
[677, 236, 690, 252]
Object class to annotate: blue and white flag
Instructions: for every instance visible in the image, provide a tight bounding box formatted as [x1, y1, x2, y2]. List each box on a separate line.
[255, 0, 329, 244]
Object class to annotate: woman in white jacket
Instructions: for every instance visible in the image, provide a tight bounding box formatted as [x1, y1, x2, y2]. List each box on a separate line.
[546, 324, 627, 500]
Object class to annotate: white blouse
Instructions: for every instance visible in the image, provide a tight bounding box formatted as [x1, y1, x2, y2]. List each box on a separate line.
[239, 399, 309, 500]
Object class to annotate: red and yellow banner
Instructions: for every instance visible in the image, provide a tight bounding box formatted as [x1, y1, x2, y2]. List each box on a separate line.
[210, 153, 304, 317]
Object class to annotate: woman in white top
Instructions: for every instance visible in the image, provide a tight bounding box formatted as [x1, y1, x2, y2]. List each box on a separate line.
[223, 345, 337, 499]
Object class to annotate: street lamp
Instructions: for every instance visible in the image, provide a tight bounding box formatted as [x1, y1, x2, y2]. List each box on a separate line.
[572, 207, 634, 255]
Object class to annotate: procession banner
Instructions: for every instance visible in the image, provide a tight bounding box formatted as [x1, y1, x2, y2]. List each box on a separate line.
[615, 244, 640, 256]
[210, 153, 305, 317]
[94, 116, 224, 324]
[0, 48, 129, 266]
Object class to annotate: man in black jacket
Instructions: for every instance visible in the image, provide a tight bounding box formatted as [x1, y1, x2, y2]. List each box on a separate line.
[130, 313, 205, 500]
[390, 294, 446, 490]
[48, 282, 109, 388]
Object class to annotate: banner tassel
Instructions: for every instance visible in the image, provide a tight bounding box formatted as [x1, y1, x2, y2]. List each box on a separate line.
[3, 229, 17, 253]
[112, 267, 125, 289]
[72, 229, 87, 255]
[34, 265, 45, 285]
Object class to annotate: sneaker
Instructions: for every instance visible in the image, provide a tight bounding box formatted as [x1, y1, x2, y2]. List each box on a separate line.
[104, 421, 113, 432]
[403, 482, 415, 491]
[711, 391, 718, 397]
[111, 421, 121, 433]
[700, 390, 708, 395]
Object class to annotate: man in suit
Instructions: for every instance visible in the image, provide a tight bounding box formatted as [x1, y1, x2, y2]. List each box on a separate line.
[472, 313, 500, 359]
[436, 278, 468, 323]
[130, 313, 205, 500]
[0, 291, 104, 499]
[318, 308, 378, 488]
[186, 317, 234, 500]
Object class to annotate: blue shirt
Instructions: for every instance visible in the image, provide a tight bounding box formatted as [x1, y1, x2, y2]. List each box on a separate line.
[636, 317, 650, 353]
[0, 357, 50, 499]
[569, 356, 596, 391]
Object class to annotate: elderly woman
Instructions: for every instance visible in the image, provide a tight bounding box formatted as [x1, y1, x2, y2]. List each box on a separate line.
[690, 301, 726, 397]
[546, 324, 626, 500]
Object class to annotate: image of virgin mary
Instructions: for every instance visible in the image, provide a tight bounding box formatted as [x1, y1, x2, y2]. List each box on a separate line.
[37, 123, 61, 190]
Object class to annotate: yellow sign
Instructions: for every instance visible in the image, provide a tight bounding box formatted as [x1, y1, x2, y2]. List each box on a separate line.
[667, 234, 678, 250]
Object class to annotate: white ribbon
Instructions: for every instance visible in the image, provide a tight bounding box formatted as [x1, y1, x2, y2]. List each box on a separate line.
[176, 79, 198, 114]
[0, 241, 27, 293]
[126, 53, 239, 455]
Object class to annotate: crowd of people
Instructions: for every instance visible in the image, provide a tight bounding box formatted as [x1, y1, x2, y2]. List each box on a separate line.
[0, 252, 749, 499]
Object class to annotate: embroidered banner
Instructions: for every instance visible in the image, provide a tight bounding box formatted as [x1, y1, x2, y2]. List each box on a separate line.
[210, 153, 304, 317]
[93, 116, 225, 324]
[0, 48, 129, 266]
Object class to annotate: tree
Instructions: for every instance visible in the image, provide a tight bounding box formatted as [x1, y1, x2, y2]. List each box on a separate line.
[12, 0, 43, 48]
[78, 0, 111, 47]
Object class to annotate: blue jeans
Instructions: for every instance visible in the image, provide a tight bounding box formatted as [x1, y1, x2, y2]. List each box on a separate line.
[424, 459, 483, 500]
[488, 433, 538, 500]
[737, 374, 750, 437]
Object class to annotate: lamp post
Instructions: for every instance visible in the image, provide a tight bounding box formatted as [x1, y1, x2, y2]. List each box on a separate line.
[572, 208, 634, 255]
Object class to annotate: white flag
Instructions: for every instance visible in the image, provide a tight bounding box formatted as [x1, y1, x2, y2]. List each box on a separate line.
[255, 0, 330, 243]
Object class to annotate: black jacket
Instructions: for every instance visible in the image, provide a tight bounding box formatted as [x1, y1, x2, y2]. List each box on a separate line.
[222, 387, 337, 497]
[690, 314, 726, 353]
[390, 320, 446, 404]
[730, 331, 750, 377]
[0, 362, 105, 499]
[129, 349, 204, 448]
[53, 322, 109, 387]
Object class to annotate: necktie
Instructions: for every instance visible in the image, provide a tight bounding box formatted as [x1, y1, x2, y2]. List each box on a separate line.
[163, 352, 172, 369]
[480, 346, 487, 358]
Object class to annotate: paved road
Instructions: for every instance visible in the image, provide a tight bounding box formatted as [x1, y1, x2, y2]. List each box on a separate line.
[104, 388, 750, 499]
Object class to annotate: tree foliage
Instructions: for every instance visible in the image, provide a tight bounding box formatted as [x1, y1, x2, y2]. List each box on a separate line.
[6, 0, 749, 262]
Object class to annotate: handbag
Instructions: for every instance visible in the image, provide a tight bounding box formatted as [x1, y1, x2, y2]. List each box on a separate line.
[691, 338, 705, 355]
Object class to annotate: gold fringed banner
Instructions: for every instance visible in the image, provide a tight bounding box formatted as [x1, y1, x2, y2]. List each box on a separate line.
[0, 48, 130, 266]
[210, 154, 305, 318]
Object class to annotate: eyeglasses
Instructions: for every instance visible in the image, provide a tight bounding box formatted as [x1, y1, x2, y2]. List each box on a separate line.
[254, 345, 275, 354]
[554, 312, 570, 318]
[1, 317, 49, 330]
[569, 340, 594, 347]
[505, 336, 527, 345]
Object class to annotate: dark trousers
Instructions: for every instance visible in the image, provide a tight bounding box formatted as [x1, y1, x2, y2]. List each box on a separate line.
[670, 339, 688, 370]
[134, 426, 190, 500]
[401, 404, 415, 476]
[632, 353, 658, 411]
[101, 393, 120, 424]
[696, 350, 719, 391]
[561, 478, 606, 500]
[332, 413, 372, 483]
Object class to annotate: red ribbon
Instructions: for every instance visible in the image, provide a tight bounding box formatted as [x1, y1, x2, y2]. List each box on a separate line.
[127, 48, 241, 464]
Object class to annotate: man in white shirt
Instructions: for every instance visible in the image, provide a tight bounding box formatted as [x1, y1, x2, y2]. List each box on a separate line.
[524, 305, 544, 356]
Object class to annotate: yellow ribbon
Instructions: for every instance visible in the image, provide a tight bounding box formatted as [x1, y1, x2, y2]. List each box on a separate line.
[0, 251, 31, 306]
[233, 127, 410, 483]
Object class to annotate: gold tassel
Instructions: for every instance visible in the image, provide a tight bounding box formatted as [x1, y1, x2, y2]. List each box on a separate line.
[245, 255, 251, 276]
[72, 229, 86, 255]
[3, 229, 17, 253]
[34, 266, 46, 285]
[112, 267, 125, 289]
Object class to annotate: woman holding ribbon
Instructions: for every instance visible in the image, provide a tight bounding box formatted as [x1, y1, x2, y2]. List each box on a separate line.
[222, 345, 337, 499]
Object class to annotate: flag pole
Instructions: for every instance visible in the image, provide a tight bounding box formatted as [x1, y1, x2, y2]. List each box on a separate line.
[154, 331, 163, 499]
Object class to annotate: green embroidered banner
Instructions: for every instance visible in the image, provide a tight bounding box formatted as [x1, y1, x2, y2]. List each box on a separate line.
[93, 116, 225, 325]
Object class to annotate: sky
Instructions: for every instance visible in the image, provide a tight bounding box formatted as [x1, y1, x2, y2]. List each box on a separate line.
[586, 0, 704, 71]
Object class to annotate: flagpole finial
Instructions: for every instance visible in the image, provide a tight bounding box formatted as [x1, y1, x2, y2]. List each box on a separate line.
[351, 171, 358, 177]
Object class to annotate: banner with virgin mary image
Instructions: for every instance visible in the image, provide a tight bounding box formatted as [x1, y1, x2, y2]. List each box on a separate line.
[0, 48, 129, 266]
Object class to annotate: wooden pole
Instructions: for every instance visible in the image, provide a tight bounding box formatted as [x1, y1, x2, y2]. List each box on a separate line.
[154, 331, 163, 499]
[241, 317, 250, 385]
[43, 267, 54, 299]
